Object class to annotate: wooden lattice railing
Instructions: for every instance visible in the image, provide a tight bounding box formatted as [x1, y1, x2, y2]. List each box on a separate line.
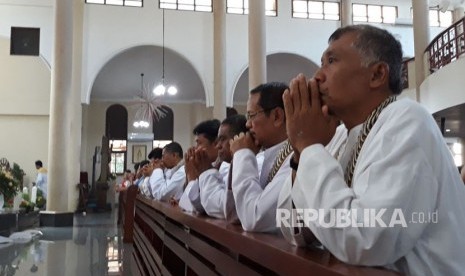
[426, 17, 465, 73]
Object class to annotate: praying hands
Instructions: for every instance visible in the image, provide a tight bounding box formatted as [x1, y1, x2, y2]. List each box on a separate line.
[283, 74, 338, 159]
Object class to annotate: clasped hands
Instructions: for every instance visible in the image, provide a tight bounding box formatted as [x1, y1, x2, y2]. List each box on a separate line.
[283, 74, 339, 161]
[184, 147, 213, 182]
[229, 131, 261, 156]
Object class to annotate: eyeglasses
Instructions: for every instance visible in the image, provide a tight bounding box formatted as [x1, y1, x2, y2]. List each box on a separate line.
[246, 109, 271, 121]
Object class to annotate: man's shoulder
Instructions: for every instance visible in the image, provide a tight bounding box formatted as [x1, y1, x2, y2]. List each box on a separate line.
[388, 98, 428, 116]
[381, 98, 432, 125]
[38, 168, 47, 174]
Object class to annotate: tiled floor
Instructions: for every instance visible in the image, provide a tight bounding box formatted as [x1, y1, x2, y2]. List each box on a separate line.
[0, 209, 131, 276]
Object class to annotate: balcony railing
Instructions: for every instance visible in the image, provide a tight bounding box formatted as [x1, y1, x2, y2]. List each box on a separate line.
[426, 17, 465, 73]
[401, 57, 415, 89]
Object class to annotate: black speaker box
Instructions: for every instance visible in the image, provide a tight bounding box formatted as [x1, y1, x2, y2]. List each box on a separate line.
[10, 27, 40, 56]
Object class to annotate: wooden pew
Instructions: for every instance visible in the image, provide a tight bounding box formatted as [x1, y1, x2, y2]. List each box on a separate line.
[132, 196, 399, 276]
[118, 185, 138, 243]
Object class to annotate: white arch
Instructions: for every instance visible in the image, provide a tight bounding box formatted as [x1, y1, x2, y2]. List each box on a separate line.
[229, 51, 320, 106]
[85, 44, 209, 105]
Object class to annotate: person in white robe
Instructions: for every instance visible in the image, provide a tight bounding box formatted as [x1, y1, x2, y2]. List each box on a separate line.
[229, 82, 293, 232]
[178, 119, 220, 212]
[150, 142, 186, 201]
[147, 148, 163, 198]
[198, 115, 248, 219]
[138, 162, 153, 198]
[34, 160, 47, 199]
[278, 24, 465, 275]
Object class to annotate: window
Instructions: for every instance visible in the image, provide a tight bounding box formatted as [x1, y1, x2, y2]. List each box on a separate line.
[109, 140, 127, 174]
[447, 142, 463, 167]
[160, 0, 212, 12]
[226, 0, 277, 16]
[85, 0, 142, 7]
[153, 140, 172, 148]
[105, 104, 128, 140]
[153, 105, 174, 149]
[106, 105, 128, 174]
[429, 9, 453, 27]
[292, 1, 340, 20]
[353, 4, 397, 24]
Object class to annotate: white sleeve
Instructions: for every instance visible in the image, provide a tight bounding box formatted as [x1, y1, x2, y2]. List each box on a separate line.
[149, 168, 165, 198]
[139, 177, 149, 197]
[292, 117, 439, 266]
[186, 179, 204, 213]
[179, 180, 196, 212]
[277, 174, 309, 247]
[36, 174, 47, 197]
[199, 169, 227, 219]
[36, 174, 44, 188]
[232, 148, 292, 232]
[152, 166, 186, 202]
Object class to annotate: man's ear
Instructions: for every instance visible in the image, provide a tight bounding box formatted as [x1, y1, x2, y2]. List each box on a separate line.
[273, 107, 286, 127]
[369, 62, 389, 89]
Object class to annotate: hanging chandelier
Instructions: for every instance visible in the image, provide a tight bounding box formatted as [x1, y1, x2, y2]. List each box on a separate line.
[153, 8, 177, 96]
[133, 73, 167, 128]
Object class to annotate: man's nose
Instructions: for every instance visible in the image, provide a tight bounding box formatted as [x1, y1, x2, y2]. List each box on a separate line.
[314, 68, 325, 83]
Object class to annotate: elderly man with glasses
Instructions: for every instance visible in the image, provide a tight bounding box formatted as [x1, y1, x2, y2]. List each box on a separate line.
[228, 82, 293, 232]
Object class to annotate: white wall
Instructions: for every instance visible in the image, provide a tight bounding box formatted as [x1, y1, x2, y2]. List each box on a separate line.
[82, 1, 214, 104]
[0, 0, 452, 107]
[0, 36, 50, 188]
[0, 0, 53, 65]
[0, 37, 51, 114]
[420, 56, 465, 113]
[0, 115, 49, 188]
[0, 1, 52, 187]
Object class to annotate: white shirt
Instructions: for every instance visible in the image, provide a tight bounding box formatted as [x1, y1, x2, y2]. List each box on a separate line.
[179, 162, 227, 214]
[198, 162, 231, 219]
[151, 162, 186, 202]
[178, 179, 203, 213]
[36, 170, 48, 199]
[231, 140, 292, 232]
[139, 177, 151, 197]
[278, 98, 465, 275]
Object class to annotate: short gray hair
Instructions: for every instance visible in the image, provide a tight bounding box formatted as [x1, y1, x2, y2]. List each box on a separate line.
[329, 25, 403, 95]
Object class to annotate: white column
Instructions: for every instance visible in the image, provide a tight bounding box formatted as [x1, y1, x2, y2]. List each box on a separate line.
[340, 0, 353, 27]
[453, 6, 464, 23]
[248, 0, 266, 90]
[412, 0, 430, 101]
[213, 0, 227, 119]
[47, 0, 74, 211]
[68, 0, 84, 211]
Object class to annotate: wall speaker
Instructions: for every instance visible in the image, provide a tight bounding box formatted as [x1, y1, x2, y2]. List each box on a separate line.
[10, 27, 40, 56]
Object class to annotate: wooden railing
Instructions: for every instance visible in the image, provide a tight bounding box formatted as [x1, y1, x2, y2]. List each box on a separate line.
[131, 196, 399, 276]
[426, 17, 465, 73]
[118, 185, 138, 243]
[401, 57, 415, 90]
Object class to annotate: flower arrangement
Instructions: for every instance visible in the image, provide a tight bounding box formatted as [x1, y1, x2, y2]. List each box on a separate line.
[35, 188, 46, 209]
[11, 162, 25, 189]
[20, 193, 35, 213]
[0, 168, 19, 200]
